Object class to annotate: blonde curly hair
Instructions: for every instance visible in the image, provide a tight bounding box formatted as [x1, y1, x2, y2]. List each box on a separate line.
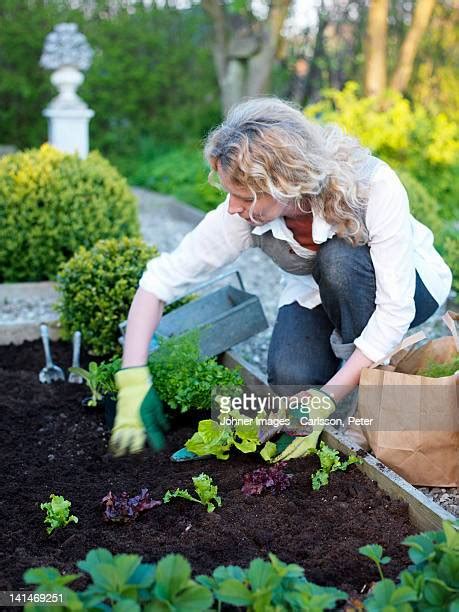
[204, 97, 373, 245]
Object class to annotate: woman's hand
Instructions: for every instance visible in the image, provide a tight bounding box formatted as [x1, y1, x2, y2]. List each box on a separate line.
[110, 367, 169, 456]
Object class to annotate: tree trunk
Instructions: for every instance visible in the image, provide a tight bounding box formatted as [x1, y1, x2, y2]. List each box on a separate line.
[202, 0, 291, 113]
[390, 0, 437, 92]
[364, 0, 389, 96]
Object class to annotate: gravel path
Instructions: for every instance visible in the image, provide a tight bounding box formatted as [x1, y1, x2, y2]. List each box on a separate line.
[1, 186, 457, 516]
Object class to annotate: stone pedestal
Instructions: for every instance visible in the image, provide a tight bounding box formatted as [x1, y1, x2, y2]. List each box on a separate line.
[40, 25, 95, 159]
[43, 106, 94, 158]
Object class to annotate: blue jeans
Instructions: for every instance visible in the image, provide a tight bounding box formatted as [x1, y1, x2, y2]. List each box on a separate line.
[267, 236, 439, 387]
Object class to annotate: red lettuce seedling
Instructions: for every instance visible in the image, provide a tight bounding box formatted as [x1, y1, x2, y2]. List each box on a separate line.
[242, 462, 293, 496]
[101, 487, 161, 523]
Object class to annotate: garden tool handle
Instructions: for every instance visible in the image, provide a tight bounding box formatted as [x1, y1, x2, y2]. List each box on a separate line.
[442, 311, 459, 351]
[40, 324, 53, 368]
[72, 331, 82, 368]
[369, 331, 426, 370]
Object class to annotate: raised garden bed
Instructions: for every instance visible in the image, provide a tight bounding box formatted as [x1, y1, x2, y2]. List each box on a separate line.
[1, 338, 452, 603]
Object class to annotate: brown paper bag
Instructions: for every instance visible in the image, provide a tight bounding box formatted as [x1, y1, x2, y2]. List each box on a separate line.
[355, 311, 459, 487]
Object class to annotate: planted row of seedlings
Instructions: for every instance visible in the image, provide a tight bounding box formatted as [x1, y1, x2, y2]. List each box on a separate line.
[2, 334, 458, 611]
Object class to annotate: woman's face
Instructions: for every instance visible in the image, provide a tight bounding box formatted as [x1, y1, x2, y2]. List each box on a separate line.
[217, 160, 291, 226]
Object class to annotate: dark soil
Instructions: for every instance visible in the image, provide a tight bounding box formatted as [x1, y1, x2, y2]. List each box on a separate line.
[0, 340, 418, 601]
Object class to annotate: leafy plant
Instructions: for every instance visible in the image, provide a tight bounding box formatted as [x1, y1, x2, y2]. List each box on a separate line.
[242, 462, 293, 496]
[0, 144, 140, 283]
[23, 567, 83, 611]
[397, 519, 459, 610]
[77, 548, 157, 609]
[185, 416, 274, 461]
[309, 442, 362, 490]
[417, 355, 459, 378]
[92, 356, 122, 397]
[68, 361, 103, 406]
[196, 553, 347, 611]
[40, 494, 78, 536]
[163, 473, 222, 513]
[96, 332, 244, 412]
[101, 488, 161, 523]
[358, 544, 392, 581]
[149, 332, 244, 413]
[148, 553, 213, 610]
[363, 579, 417, 611]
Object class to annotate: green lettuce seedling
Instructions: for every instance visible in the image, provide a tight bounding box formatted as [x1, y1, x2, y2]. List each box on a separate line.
[309, 442, 362, 490]
[163, 473, 222, 513]
[68, 361, 102, 406]
[40, 494, 78, 535]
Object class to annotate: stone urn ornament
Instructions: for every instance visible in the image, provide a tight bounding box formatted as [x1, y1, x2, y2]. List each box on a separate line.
[41, 23, 95, 158]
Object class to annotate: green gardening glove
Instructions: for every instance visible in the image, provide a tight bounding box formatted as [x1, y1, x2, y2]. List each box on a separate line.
[109, 367, 169, 457]
[273, 389, 336, 462]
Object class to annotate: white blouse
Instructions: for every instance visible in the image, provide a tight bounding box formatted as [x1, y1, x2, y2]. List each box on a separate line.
[140, 159, 452, 363]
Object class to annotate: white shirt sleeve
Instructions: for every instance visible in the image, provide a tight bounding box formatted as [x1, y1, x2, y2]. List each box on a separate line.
[353, 165, 417, 363]
[139, 196, 253, 302]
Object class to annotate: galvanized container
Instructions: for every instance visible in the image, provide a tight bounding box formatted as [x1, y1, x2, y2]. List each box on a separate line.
[119, 270, 269, 358]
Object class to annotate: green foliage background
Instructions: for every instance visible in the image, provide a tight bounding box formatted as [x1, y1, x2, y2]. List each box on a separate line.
[0, 0, 221, 169]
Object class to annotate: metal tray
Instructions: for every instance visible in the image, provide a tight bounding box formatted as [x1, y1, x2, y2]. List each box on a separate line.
[119, 270, 269, 358]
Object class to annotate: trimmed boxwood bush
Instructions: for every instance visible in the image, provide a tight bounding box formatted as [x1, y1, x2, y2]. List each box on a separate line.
[0, 144, 139, 282]
[56, 237, 159, 356]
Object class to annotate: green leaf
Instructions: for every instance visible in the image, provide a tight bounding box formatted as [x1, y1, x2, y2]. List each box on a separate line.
[113, 600, 140, 612]
[443, 520, 459, 552]
[260, 441, 277, 462]
[192, 473, 222, 513]
[155, 554, 191, 599]
[216, 579, 253, 606]
[173, 584, 213, 610]
[403, 533, 437, 565]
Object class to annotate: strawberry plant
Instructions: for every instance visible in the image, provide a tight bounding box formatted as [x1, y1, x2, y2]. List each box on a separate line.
[68, 362, 102, 406]
[163, 473, 222, 513]
[101, 488, 161, 523]
[23, 567, 83, 611]
[242, 462, 293, 496]
[358, 544, 392, 580]
[309, 442, 362, 490]
[40, 494, 78, 535]
[196, 553, 347, 611]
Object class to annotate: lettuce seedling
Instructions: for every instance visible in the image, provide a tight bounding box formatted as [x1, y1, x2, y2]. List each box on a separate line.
[309, 442, 362, 490]
[40, 494, 78, 535]
[101, 488, 161, 523]
[163, 473, 222, 513]
[242, 462, 293, 496]
[68, 361, 102, 406]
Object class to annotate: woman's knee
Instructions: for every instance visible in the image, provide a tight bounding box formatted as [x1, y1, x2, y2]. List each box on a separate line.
[313, 237, 372, 291]
[267, 350, 338, 388]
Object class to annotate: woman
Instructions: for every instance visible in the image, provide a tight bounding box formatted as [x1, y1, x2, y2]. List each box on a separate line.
[110, 97, 452, 459]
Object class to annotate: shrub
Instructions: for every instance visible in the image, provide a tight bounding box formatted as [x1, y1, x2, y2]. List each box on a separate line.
[0, 144, 139, 282]
[444, 234, 459, 296]
[130, 146, 224, 212]
[55, 237, 158, 356]
[305, 81, 459, 222]
[395, 169, 444, 237]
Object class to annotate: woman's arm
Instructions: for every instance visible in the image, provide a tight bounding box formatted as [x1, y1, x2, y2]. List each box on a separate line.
[122, 287, 165, 367]
[321, 347, 373, 402]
